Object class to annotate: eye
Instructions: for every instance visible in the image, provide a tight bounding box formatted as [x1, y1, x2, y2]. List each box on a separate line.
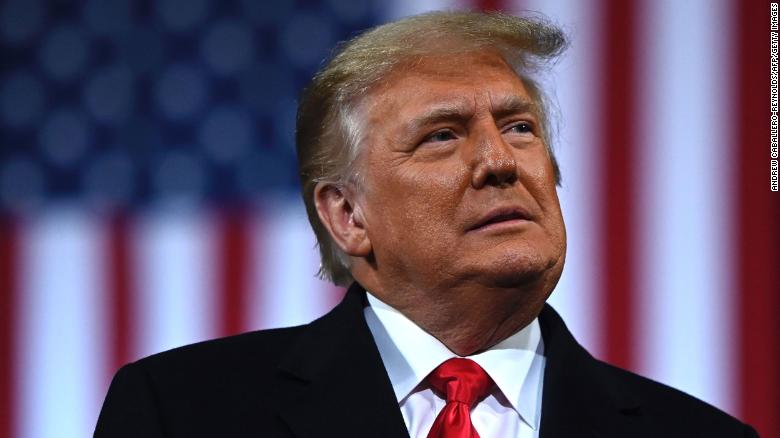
[505, 122, 534, 134]
[424, 130, 457, 143]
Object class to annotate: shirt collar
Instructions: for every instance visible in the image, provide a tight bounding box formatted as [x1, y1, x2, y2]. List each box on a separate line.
[364, 291, 546, 430]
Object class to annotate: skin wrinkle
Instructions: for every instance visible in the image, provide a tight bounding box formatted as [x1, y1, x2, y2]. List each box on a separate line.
[315, 50, 566, 356]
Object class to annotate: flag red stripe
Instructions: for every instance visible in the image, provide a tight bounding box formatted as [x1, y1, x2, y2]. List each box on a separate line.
[219, 209, 251, 336]
[475, 0, 503, 12]
[0, 217, 16, 438]
[736, 1, 780, 435]
[600, 0, 639, 371]
[108, 215, 133, 374]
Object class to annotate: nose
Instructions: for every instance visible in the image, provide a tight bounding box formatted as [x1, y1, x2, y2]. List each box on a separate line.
[470, 126, 518, 189]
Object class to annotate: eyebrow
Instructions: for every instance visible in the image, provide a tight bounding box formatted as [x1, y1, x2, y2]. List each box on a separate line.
[405, 104, 472, 134]
[490, 95, 538, 119]
[405, 95, 538, 134]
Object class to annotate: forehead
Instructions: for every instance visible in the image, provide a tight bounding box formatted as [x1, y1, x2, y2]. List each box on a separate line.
[368, 50, 530, 109]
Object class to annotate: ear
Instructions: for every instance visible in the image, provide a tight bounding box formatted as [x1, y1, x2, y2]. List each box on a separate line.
[313, 182, 372, 258]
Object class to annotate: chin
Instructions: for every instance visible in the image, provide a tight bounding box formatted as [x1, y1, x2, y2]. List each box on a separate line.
[471, 244, 563, 289]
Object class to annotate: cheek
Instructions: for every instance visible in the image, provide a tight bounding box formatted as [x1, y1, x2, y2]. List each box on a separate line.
[519, 152, 559, 206]
[374, 164, 467, 234]
[399, 164, 467, 211]
[517, 152, 566, 242]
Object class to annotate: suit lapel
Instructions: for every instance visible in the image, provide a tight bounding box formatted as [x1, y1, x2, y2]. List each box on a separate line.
[273, 289, 652, 438]
[538, 305, 650, 438]
[274, 284, 409, 438]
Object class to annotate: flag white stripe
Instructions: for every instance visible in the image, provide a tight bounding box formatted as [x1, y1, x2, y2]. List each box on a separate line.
[133, 209, 219, 358]
[17, 209, 108, 438]
[248, 198, 329, 330]
[636, 0, 736, 413]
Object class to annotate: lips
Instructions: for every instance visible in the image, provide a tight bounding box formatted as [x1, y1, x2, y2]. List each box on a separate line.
[467, 207, 531, 231]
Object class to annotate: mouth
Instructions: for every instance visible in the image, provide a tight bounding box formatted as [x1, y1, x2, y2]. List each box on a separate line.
[467, 207, 532, 232]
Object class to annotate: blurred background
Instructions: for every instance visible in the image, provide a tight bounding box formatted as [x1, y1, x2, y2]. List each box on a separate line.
[0, 0, 776, 437]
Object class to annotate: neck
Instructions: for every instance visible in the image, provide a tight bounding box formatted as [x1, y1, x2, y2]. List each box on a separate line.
[357, 271, 550, 356]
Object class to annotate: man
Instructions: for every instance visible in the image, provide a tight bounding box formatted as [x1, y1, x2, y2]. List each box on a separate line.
[95, 11, 758, 438]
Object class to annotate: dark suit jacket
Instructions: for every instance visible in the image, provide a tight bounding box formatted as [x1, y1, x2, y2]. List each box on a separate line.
[94, 283, 759, 437]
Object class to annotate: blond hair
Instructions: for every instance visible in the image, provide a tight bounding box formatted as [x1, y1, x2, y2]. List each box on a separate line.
[295, 10, 568, 285]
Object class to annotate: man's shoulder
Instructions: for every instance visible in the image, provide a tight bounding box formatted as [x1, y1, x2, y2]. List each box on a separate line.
[96, 325, 312, 437]
[590, 356, 758, 436]
[597, 359, 725, 414]
[96, 285, 386, 437]
[131, 324, 306, 380]
[539, 305, 757, 436]
[112, 324, 310, 408]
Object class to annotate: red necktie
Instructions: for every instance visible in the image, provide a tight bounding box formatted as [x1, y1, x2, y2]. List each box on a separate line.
[426, 358, 494, 438]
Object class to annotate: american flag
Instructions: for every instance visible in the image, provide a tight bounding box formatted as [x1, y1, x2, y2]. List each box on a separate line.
[0, 1, 777, 437]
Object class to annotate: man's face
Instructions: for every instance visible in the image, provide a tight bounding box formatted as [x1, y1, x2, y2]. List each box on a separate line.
[355, 50, 566, 293]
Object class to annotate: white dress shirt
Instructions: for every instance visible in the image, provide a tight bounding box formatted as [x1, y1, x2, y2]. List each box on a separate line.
[364, 292, 546, 438]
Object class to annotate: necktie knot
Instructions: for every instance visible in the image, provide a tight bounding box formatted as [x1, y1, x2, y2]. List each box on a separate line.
[426, 358, 493, 407]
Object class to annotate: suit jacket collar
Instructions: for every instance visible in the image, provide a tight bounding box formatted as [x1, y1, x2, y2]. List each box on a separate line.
[537, 305, 649, 438]
[274, 283, 649, 438]
[275, 283, 409, 438]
